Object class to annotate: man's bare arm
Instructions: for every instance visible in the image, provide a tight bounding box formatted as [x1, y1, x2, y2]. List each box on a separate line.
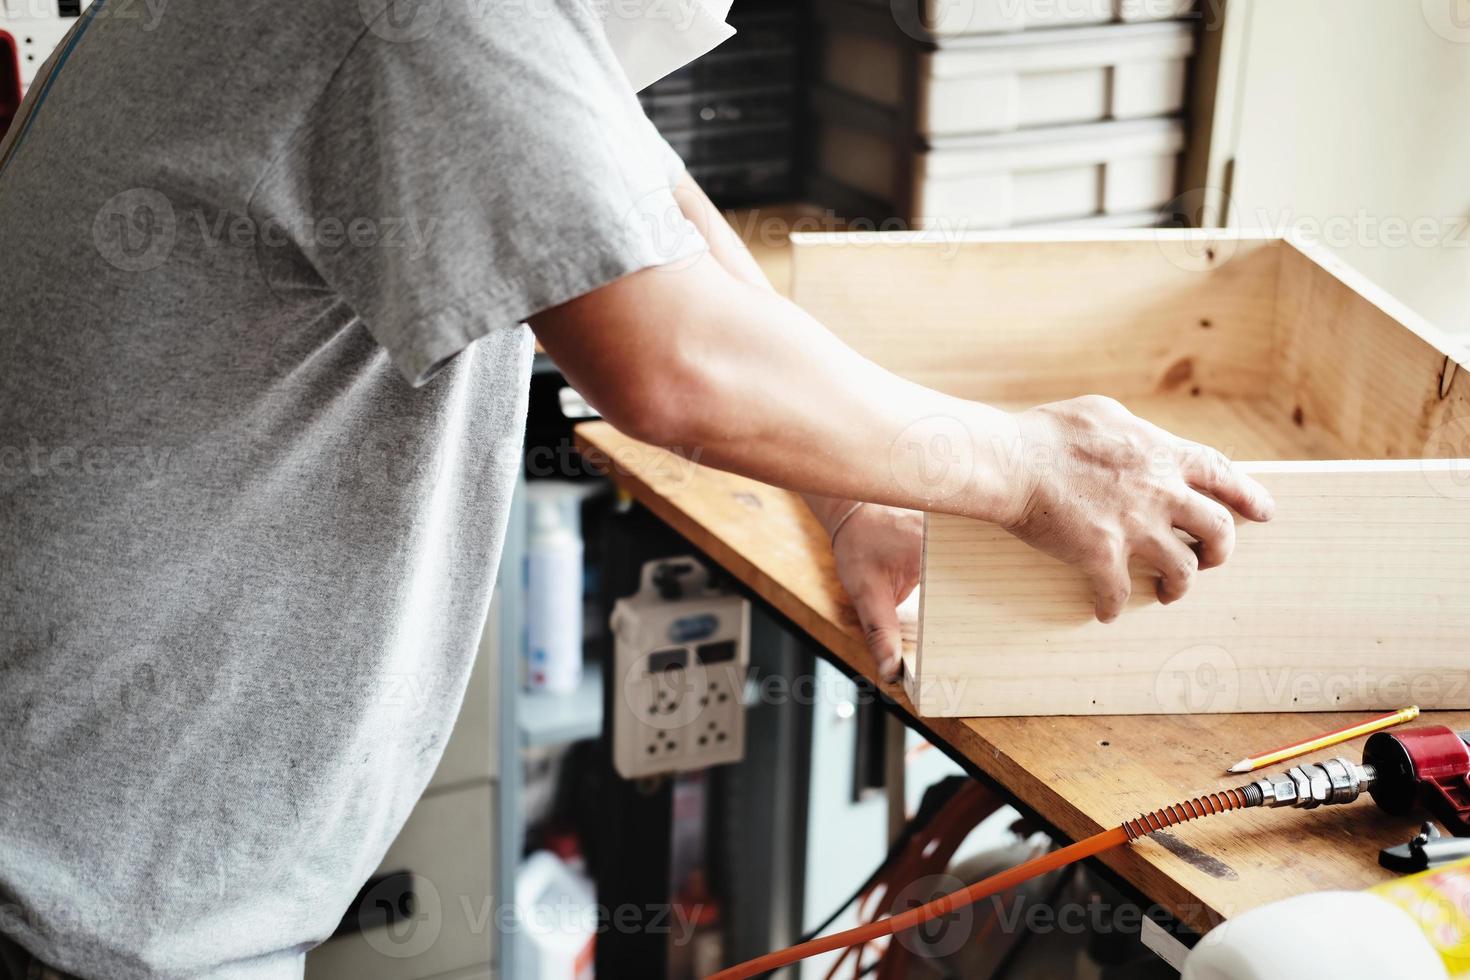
[530, 244, 1028, 520]
[664, 172, 913, 541]
[528, 183, 1275, 632]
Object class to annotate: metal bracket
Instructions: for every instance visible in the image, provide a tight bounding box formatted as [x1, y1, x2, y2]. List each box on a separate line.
[1141, 916, 1190, 975]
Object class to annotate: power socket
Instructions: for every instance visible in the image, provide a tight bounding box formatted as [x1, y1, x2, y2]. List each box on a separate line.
[0, 1, 91, 91]
[610, 557, 749, 780]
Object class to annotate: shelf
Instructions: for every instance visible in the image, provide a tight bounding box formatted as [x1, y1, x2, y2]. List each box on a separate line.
[517, 662, 604, 749]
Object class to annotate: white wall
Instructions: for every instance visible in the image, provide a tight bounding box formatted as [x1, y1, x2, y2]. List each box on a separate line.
[1215, 0, 1470, 335]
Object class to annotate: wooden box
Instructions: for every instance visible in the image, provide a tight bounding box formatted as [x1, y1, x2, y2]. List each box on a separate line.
[789, 231, 1470, 717]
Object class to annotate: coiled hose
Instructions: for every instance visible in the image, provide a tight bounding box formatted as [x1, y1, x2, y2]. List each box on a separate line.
[707, 782, 1264, 980]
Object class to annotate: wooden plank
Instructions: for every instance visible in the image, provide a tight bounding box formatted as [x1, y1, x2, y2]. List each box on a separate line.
[917, 461, 1470, 716]
[998, 393, 1354, 462]
[789, 231, 1283, 403]
[1272, 238, 1470, 460]
[574, 420, 1470, 935]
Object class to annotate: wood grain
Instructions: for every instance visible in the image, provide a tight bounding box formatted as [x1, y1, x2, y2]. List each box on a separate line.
[918, 462, 1470, 716]
[574, 420, 1470, 933]
[1273, 238, 1470, 460]
[789, 231, 1284, 403]
[785, 231, 1470, 719]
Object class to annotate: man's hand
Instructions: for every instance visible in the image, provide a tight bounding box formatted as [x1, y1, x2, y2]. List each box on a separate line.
[807, 498, 923, 681]
[1005, 395, 1276, 623]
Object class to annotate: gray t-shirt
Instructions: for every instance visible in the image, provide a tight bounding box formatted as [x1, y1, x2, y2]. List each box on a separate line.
[0, 1, 702, 976]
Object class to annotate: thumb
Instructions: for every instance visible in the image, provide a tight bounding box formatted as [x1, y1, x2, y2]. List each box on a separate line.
[853, 585, 904, 682]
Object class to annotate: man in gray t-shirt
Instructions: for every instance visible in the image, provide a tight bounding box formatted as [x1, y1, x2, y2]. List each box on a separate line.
[0, 1, 1274, 977]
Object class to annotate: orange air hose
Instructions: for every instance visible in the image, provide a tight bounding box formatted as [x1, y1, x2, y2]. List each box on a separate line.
[707, 785, 1262, 980]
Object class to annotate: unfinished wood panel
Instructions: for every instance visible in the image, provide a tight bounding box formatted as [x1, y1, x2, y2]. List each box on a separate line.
[573, 420, 1470, 935]
[789, 232, 1283, 403]
[916, 462, 1470, 717]
[998, 394, 1354, 462]
[1272, 239, 1470, 460]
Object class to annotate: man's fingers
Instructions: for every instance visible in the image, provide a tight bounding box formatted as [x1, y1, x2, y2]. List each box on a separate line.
[1180, 445, 1276, 522]
[1174, 492, 1236, 569]
[1088, 560, 1132, 623]
[1138, 533, 1199, 605]
[853, 586, 905, 681]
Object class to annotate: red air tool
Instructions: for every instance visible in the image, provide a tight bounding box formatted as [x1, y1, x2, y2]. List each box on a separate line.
[1360, 725, 1470, 871]
[1364, 725, 1470, 832]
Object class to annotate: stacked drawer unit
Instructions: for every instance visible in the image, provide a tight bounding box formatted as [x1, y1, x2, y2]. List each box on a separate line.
[306, 593, 503, 980]
[641, 3, 803, 206]
[809, 0, 1198, 228]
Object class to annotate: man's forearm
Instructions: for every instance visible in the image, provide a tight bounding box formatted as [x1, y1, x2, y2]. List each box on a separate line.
[531, 249, 1029, 523]
[662, 174, 1001, 527]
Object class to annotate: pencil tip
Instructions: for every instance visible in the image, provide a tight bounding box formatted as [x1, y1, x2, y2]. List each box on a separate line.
[1227, 760, 1252, 774]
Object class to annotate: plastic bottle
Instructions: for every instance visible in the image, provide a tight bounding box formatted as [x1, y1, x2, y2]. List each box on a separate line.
[516, 849, 595, 980]
[1182, 854, 1470, 979]
[525, 490, 583, 694]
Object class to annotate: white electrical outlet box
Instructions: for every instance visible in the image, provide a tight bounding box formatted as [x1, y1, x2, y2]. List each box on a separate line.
[610, 557, 750, 780]
[0, 0, 91, 91]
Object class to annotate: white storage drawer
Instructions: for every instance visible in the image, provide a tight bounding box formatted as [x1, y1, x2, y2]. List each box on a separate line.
[821, 21, 1195, 136]
[306, 782, 497, 980]
[815, 116, 1184, 228]
[879, 0, 1195, 36]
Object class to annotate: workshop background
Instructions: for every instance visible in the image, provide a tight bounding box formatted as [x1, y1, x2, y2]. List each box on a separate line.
[4, 1, 1466, 978]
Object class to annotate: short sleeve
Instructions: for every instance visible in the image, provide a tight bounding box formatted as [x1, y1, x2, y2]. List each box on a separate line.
[638, 110, 689, 187]
[251, 0, 708, 386]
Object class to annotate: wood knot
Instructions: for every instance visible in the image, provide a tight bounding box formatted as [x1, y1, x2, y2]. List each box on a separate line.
[1160, 357, 1195, 391]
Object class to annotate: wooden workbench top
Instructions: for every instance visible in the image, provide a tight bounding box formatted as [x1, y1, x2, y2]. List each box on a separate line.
[576, 418, 1470, 934]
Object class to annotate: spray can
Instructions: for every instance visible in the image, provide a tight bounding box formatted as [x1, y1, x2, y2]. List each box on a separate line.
[1183, 855, 1470, 979]
[525, 486, 584, 694]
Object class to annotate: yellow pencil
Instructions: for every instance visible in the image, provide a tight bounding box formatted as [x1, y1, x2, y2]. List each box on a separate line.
[1226, 706, 1420, 774]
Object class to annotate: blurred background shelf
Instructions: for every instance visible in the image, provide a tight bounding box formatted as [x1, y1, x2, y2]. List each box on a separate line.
[518, 663, 604, 750]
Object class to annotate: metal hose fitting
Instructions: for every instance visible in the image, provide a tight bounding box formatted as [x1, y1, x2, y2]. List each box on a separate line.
[1252, 757, 1376, 810]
